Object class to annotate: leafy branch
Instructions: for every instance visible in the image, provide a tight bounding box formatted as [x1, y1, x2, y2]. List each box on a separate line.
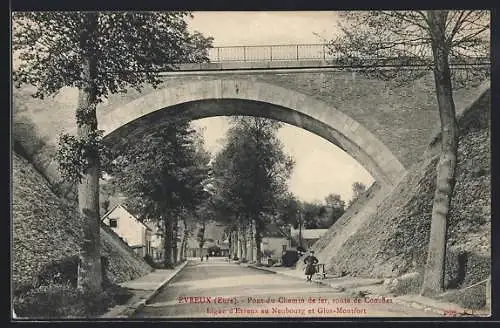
[56, 130, 114, 183]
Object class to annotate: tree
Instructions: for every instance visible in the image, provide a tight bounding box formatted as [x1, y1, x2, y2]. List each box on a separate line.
[328, 10, 489, 294]
[194, 195, 217, 259]
[211, 117, 295, 263]
[324, 193, 346, 222]
[110, 121, 211, 269]
[12, 12, 213, 292]
[275, 192, 301, 229]
[348, 182, 367, 207]
[178, 216, 190, 261]
[101, 199, 110, 214]
[300, 201, 325, 229]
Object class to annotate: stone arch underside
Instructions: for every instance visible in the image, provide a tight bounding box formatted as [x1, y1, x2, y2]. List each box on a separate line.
[39, 79, 407, 190]
[96, 79, 407, 188]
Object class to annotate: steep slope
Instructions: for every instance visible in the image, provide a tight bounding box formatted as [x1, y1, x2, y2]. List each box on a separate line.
[12, 151, 153, 293]
[295, 181, 389, 274]
[318, 88, 490, 287]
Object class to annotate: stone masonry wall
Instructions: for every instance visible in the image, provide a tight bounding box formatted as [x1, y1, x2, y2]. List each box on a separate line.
[96, 71, 486, 170]
[13, 70, 486, 191]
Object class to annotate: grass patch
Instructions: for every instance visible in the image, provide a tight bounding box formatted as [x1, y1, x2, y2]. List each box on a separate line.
[13, 282, 133, 319]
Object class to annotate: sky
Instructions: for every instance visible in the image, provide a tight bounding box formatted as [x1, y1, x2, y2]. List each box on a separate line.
[185, 12, 374, 203]
[187, 11, 340, 46]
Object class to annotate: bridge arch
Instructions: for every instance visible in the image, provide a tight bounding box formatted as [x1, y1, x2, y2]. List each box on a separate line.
[96, 79, 406, 188]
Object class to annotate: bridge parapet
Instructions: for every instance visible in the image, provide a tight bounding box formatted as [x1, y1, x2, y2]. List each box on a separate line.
[204, 43, 489, 64]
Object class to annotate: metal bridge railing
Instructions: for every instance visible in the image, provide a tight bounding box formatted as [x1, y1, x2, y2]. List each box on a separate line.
[207, 44, 334, 62]
[204, 44, 490, 67]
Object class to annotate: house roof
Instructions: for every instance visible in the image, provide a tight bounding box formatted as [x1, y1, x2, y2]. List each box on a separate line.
[143, 219, 163, 233]
[100, 203, 121, 221]
[100, 204, 152, 231]
[291, 228, 328, 240]
[262, 223, 289, 238]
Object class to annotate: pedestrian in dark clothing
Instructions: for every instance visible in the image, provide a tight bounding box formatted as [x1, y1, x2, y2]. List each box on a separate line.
[206, 254, 209, 261]
[304, 250, 319, 282]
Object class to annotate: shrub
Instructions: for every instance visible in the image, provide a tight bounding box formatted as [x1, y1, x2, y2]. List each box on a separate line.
[15, 283, 81, 318]
[143, 254, 162, 269]
[439, 283, 487, 310]
[33, 255, 112, 289]
[390, 271, 424, 296]
[282, 250, 299, 267]
[13, 282, 133, 319]
[33, 255, 79, 288]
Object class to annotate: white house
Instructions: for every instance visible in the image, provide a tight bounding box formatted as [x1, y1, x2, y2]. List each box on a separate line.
[101, 204, 152, 257]
[260, 223, 292, 265]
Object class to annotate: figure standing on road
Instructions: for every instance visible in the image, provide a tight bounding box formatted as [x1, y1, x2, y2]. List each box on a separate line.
[206, 254, 209, 261]
[304, 250, 319, 282]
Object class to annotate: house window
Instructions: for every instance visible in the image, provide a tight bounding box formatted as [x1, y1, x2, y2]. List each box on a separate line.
[282, 244, 287, 251]
[109, 219, 118, 228]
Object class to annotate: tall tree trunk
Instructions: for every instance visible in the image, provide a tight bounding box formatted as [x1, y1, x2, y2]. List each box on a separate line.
[180, 219, 188, 261]
[237, 225, 242, 259]
[164, 216, 174, 269]
[198, 221, 206, 259]
[233, 230, 239, 259]
[248, 220, 254, 262]
[255, 220, 263, 265]
[422, 10, 459, 296]
[242, 229, 248, 261]
[172, 218, 178, 264]
[76, 12, 102, 293]
[178, 223, 184, 261]
[256, 234, 262, 265]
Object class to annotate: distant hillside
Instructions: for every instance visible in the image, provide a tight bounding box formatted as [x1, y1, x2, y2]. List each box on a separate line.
[12, 151, 153, 293]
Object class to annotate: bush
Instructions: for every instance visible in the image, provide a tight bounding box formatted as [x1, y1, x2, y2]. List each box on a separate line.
[33, 255, 79, 288]
[282, 250, 299, 267]
[13, 282, 133, 318]
[143, 254, 162, 269]
[390, 271, 423, 296]
[32, 255, 112, 289]
[439, 283, 487, 310]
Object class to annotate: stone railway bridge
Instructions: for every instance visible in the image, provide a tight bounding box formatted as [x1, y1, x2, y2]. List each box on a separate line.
[13, 44, 489, 202]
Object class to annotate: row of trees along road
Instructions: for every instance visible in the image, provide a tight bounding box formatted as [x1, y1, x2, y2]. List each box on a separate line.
[12, 12, 214, 293]
[210, 117, 294, 264]
[328, 10, 489, 295]
[107, 121, 212, 269]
